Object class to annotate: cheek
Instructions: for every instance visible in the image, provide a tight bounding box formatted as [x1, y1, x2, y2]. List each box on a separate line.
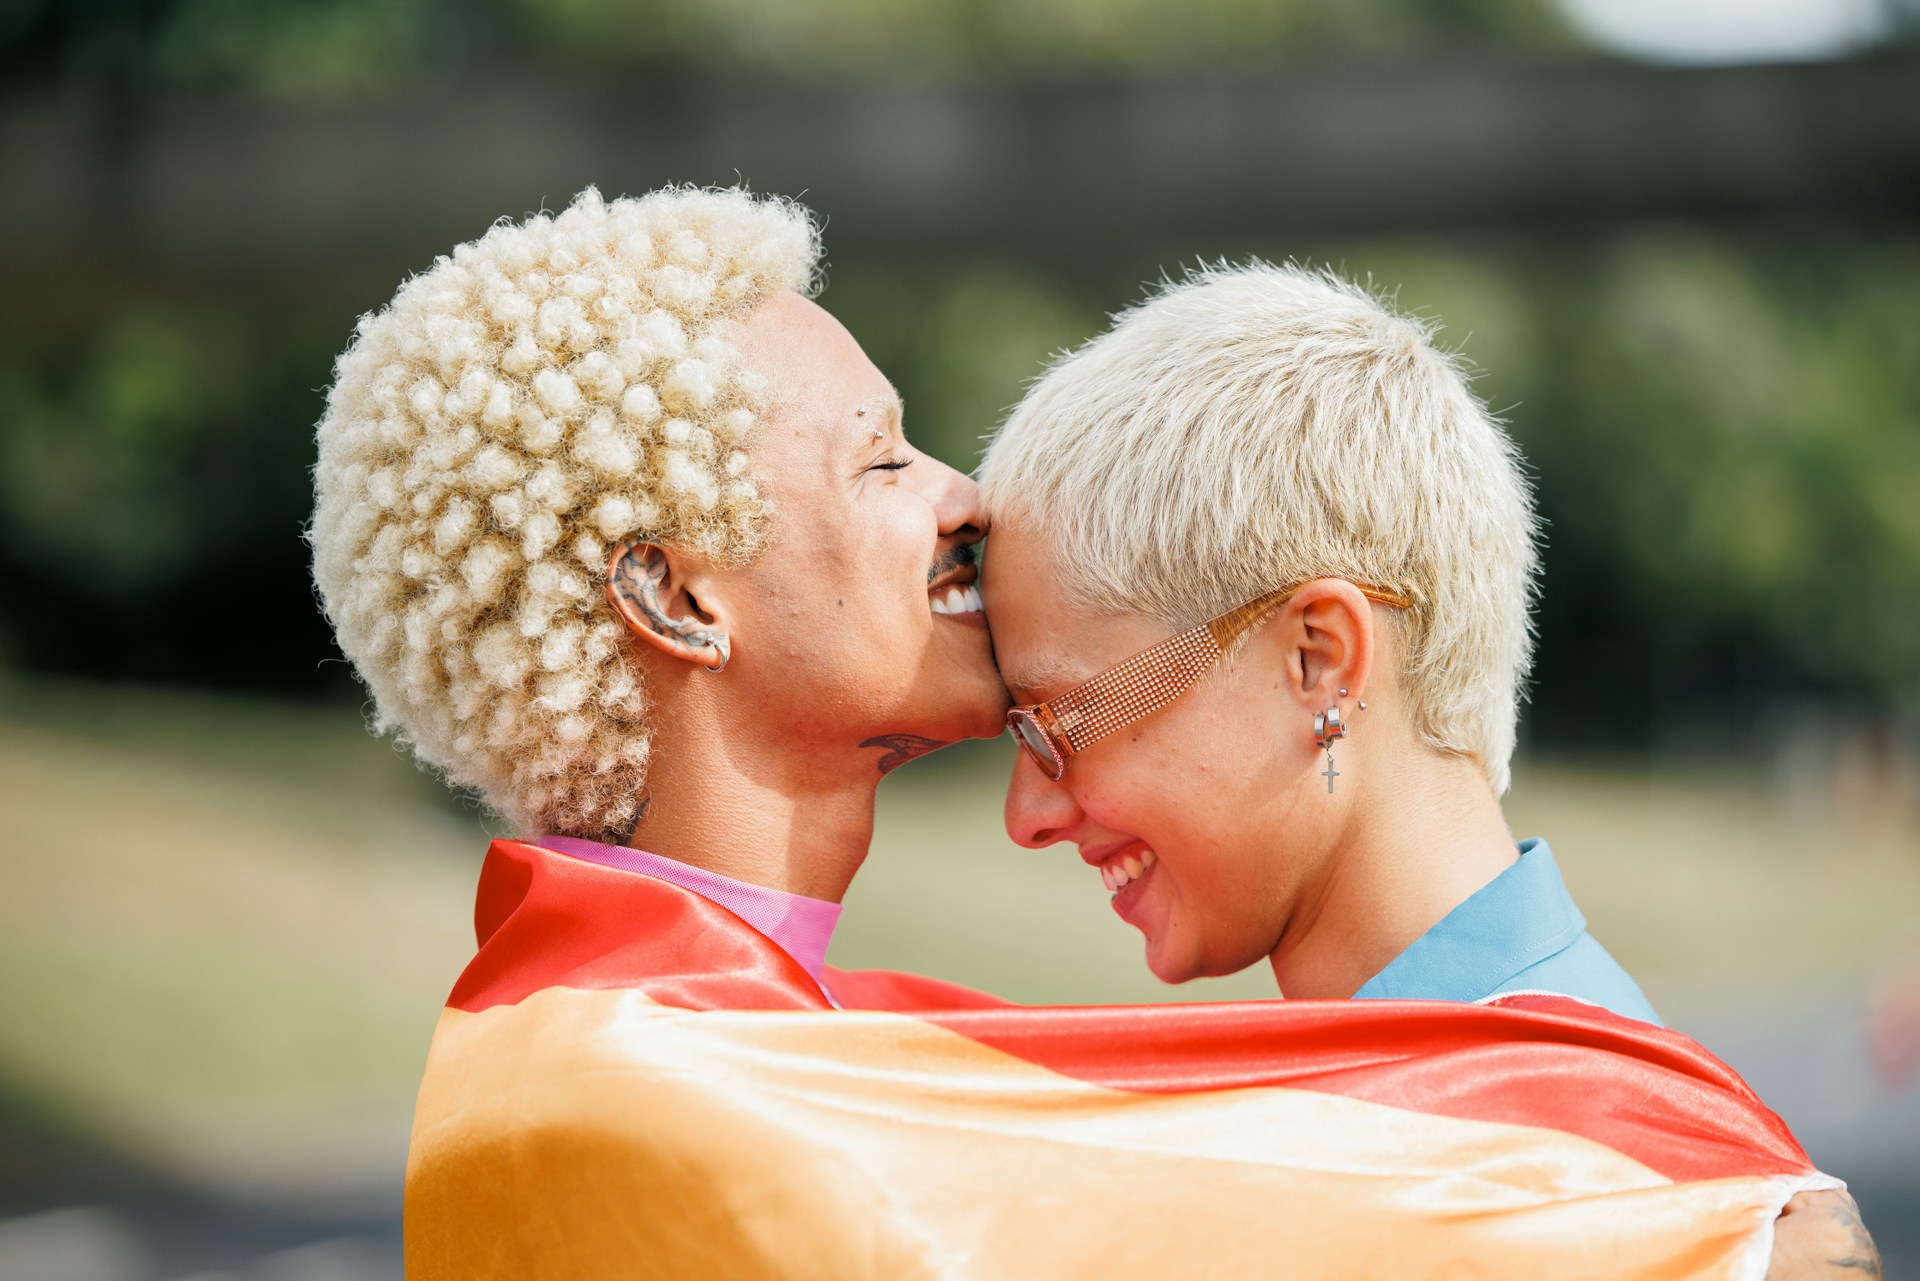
[1097, 728, 1264, 904]
[1074, 745, 1212, 854]
[879, 491, 937, 573]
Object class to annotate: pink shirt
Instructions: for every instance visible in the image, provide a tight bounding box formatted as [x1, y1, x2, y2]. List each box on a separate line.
[531, 835, 843, 983]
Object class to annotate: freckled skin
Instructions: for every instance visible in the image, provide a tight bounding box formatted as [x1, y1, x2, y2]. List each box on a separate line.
[985, 526, 1339, 984]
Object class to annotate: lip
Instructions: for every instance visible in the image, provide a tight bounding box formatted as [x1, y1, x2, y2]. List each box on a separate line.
[926, 563, 980, 594]
[1079, 838, 1142, 869]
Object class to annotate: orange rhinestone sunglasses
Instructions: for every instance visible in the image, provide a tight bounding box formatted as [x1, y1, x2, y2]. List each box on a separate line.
[1006, 581, 1414, 781]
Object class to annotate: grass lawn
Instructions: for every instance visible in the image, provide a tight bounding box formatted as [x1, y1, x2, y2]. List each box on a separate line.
[2, 679, 1915, 1199]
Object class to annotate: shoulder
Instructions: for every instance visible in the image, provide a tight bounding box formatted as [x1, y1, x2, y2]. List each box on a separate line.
[1503, 932, 1663, 1026]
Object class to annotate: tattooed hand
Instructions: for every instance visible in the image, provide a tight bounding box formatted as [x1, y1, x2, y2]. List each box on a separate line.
[1766, 1189, 1881, 1281]
[860, 735, 948, 776]
[608, 543, 731, 671]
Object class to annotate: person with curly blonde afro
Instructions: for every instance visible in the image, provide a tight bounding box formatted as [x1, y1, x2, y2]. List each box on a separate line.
[313, 182, 1005, 953]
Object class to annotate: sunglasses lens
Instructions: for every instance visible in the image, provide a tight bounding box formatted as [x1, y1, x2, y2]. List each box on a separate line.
[1007, 712, 1064, 781]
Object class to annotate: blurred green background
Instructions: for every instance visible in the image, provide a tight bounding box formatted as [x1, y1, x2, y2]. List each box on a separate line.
[2, 1, 1918, 1277]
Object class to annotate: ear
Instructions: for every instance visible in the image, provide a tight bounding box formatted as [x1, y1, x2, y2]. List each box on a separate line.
[1282, 579, 1377, 711]
[605, 541, 732, 673]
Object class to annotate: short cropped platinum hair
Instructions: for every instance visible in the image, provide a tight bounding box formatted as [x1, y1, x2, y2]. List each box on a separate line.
[311, 186, 821, 839]
[979, 263, 1539, 794]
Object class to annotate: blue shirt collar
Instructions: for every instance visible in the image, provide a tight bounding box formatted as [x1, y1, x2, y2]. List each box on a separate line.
[1351, 839, 1586, 1003]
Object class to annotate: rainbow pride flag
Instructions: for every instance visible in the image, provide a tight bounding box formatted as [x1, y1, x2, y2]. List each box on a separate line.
[406, 840, 1834, 1279]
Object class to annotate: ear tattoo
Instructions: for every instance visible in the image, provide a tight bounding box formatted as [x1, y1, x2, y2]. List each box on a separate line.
[608, 543, 732, 673]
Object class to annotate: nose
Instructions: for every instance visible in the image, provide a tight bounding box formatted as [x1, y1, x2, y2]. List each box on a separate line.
[914, 455, 988, 547]
[1003, 744, 1081, 849]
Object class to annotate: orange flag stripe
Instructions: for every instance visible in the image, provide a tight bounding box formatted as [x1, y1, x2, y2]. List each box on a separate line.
[407, 988, 1818, 1281]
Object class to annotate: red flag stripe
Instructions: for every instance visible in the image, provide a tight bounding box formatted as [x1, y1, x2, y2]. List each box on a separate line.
[450, 839, 1813, 1186]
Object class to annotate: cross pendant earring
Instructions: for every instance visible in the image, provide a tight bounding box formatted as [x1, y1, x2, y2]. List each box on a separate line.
[1322, 749, 1339, 793]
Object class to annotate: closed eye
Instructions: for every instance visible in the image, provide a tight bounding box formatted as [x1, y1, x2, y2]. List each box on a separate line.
[866, 457, 913, 472]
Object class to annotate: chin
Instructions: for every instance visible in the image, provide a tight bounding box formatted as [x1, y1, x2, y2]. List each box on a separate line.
[929, 666, 1015, 742]
[1143, 939, 1200, 987]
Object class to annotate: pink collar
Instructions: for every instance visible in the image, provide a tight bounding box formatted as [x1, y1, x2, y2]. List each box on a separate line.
[530, 835, 842, 982]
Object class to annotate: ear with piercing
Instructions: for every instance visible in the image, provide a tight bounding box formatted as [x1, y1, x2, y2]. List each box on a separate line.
[606, 542, 732, 673]
[1317, 690, 1366, 795]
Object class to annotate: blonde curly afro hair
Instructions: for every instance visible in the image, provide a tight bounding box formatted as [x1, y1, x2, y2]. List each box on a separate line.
[310, 186, 822, 840]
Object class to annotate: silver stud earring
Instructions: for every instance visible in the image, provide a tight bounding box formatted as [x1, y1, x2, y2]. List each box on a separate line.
[1338, 688, 1348, 697]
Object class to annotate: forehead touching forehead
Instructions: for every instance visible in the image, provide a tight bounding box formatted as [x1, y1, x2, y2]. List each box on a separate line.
[985, 520, 1162, 702]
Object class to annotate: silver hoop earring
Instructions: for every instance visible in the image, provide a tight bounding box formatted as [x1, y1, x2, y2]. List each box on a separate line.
[1313, 705, 1346, 794]
[704, 635, 731, 674]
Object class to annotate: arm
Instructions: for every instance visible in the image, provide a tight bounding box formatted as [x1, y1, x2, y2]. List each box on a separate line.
[1766, 1189, 1881, 1281]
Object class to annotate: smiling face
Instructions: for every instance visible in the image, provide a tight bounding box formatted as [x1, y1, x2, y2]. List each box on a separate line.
[983, 522, 1354, 984]
[722, 291, 1008, 757]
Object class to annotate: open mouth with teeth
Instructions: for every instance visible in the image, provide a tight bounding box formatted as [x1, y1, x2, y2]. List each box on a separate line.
[928, 583, 984, 616]
[1099, 847, 1157, 894]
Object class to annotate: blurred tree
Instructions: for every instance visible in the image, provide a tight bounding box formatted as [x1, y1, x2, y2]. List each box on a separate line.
[3, 235, 1915, 741]
[830, 265, 1103, 467]
[0, 309, 350, 692]
[2, 0, 1578, 98]
[2, 0, 1915, 750]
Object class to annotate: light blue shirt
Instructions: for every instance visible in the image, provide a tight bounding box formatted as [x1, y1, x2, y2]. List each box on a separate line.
[1351, 839, 1661, 1025]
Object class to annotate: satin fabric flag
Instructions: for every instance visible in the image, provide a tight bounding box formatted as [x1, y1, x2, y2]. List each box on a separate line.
[406, 841, 1835, 1279]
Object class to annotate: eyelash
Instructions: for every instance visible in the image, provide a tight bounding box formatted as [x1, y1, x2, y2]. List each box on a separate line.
[868, 457, 913, 472]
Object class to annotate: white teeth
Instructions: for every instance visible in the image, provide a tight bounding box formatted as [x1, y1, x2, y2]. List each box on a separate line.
[1094, 847, 1155, 896]
[929, 583, 983, 616]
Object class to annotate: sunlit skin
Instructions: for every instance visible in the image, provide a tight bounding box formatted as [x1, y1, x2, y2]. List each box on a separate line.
[987, 524, 1881, 1278]
[603, 290, 1009, 902]
[983, 522, 1518, 996]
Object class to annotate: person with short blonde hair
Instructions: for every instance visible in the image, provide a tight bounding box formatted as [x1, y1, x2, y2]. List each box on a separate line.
[979, 261, 1658, 1020]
